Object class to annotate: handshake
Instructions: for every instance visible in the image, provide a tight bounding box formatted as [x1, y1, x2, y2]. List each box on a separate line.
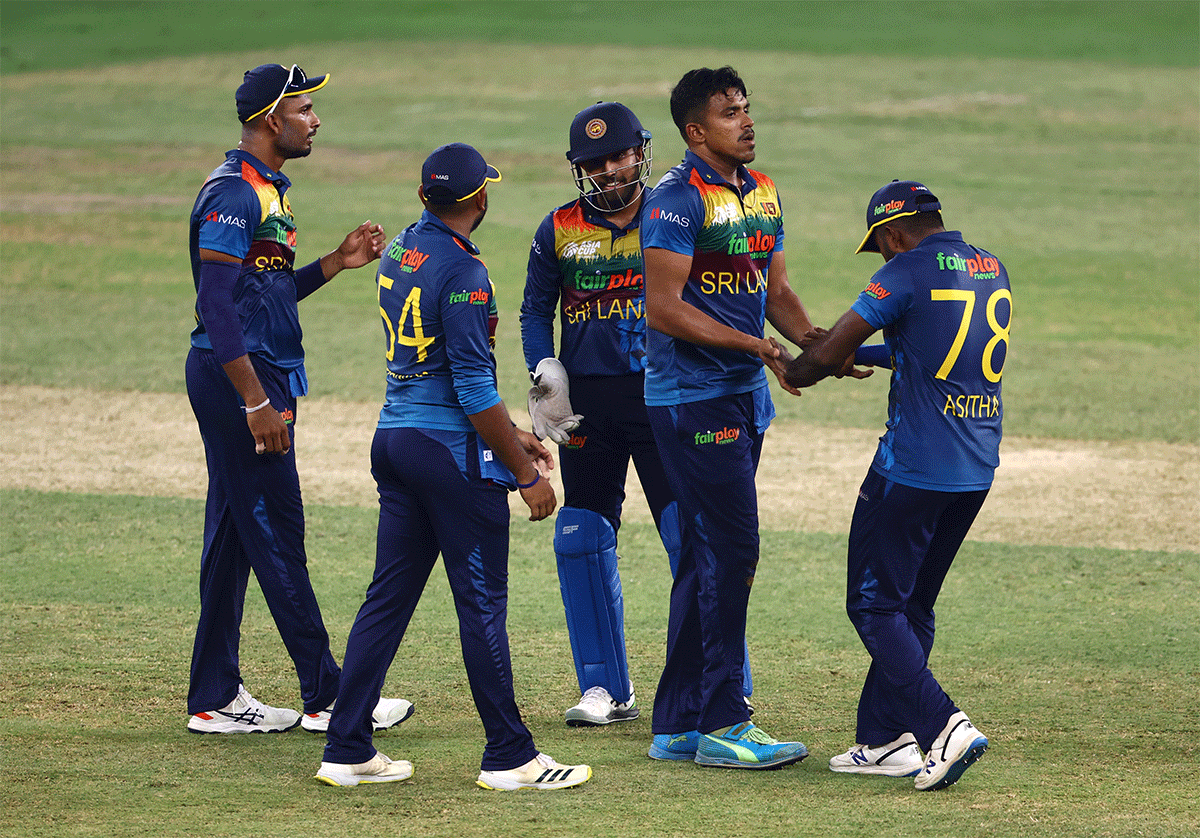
[526, 358, 583, 444]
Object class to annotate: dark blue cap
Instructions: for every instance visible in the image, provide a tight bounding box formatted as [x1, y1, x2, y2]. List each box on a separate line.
[420, 143, 502, 205]
[236, 64, 328, 123]
[857, 180, 941, 253]
[566, 102, 651, 165]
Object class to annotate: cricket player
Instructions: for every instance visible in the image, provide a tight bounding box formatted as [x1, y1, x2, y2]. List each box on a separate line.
[315, 143, 590, 791]
[185, 63, 410, 736]
[785, 180, 1009, 791]
[640, 66, 820, 769]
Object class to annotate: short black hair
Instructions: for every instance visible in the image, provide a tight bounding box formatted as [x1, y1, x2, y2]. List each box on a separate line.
[669, 66, 748, 139]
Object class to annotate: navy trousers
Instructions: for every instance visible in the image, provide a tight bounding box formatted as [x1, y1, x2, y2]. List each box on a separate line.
[560, 373, 675, 533]
[185, 348, 340, 715]
[846, 467, 988, 750]
[323, 427, 538, 772]
[647, 391, 764, 736]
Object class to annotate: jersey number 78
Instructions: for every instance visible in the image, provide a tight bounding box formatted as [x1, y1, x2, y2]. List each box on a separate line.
[930, 288, 1012, 383]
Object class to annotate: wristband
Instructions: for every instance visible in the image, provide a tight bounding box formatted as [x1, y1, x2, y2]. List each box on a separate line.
[516, 472, 541, 490]
[854, 344, 890, 367]
[243, 398, 272, 414]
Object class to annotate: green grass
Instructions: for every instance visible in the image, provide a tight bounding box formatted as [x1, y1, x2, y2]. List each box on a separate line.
[2, 1, 1196, 73]
[1, 3, 1199, 837]
[2, 41, 1197, 439]
[2, 489, 1197, 838]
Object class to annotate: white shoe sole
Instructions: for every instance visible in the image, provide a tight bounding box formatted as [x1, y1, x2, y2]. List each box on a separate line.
[302, 701, 415, 733]
[829, 760, 922, 777]
[187, 717, 300, 734]
[915, 736, 989, 790]
[314, 762, 413, 786]
[476, 764, 592, 791]
[564, 707, 639, 727]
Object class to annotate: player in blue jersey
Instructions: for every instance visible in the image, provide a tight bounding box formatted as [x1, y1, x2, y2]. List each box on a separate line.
[640, 67, 825, 770]
[521, 102, 753, 727]
[785, 180, 1009, 790]
[185, 63, 412, 736]
[315, 144, 591, 790]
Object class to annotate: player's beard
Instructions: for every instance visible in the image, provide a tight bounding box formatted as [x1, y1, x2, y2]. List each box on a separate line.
[470, 196, 488, 233]
[593, 180, 640, 213]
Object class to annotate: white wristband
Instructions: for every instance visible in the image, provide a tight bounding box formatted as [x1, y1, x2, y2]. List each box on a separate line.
[243, 398, 272, 414]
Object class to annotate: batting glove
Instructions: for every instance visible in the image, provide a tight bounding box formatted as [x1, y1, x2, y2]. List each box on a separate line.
[527, 357, 583, 444]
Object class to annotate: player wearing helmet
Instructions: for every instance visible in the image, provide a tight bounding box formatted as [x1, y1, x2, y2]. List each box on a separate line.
[520, 102, 751, 729]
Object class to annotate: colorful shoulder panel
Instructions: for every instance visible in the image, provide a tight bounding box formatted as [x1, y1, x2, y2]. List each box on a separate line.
[188, 151, 304, 373]
[641, 155, 784, 405]
[520, 201, 647, 377]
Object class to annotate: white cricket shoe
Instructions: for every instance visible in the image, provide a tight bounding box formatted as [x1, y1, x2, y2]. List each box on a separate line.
[914, 712, 989, 791]
[315, 752, 414, 786]
[829, 734, 924, 777]
[565, 685, 639, 726]
[187, 685, 300, 734]
[302, 697, 415, 733]
[476, 752, 592, 791]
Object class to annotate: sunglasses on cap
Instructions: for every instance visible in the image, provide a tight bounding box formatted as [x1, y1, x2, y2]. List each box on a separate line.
[265, 64, 306, 118]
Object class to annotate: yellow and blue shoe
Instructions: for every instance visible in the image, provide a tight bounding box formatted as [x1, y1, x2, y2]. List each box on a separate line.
[648, 730, 699, 761]
[694, 722, 808, 770]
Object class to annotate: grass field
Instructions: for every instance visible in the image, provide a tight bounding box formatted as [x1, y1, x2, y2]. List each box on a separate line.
[1, 2, 1198, 837]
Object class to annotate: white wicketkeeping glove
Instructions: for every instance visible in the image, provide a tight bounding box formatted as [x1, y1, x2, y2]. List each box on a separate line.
[527, 357, 583, 444]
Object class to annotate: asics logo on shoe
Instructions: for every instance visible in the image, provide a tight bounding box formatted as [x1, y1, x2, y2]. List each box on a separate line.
[219, 708, 265, 725]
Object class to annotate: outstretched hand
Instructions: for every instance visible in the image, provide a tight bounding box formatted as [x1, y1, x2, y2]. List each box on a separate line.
[335, 220, 386, 271]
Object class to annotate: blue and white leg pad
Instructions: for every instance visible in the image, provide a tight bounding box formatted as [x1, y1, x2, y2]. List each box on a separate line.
[554, 506, 630, 702]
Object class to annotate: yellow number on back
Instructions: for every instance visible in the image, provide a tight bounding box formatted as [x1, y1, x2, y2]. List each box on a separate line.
[930, 289, 975, 380]
[378, 276, 435, 362]
[930, 287, 1012, 382]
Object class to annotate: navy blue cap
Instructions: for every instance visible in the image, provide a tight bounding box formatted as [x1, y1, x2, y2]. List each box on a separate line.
[237, 64, 328, 123]
[421, 143, 502, 205]
[857, 180, 941, 253]
[566, 102, 651, 165]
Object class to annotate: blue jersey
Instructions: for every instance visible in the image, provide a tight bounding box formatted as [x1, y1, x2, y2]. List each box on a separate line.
[520, 200, 645, 376]
[851, 231, 1011, 491]
[374, 211, 515, 484]
[189, 150, 306, 379]
[640, 150, 785, 407]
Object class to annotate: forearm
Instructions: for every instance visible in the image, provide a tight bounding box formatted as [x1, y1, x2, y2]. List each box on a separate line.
[647, 294, 762, 355]
[467, 402, 540, 485]
[220, 355, 270, 407]
[766, 293, 814, 347]
[784, 309, 876, 388]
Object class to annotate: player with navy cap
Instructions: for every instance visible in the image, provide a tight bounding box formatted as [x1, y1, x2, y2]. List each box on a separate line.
[785, 179, 1010, 790]
[185, 63, 412, 737]
[522, 102, 679, 727]
[316, 143, 591, 791]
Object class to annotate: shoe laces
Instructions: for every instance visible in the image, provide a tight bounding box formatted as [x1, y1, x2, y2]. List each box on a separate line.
[579, 686, 613, 707]
[740, 725, 778, 745]
[534, 752, 558, 769]
[235, 685, 263, 712]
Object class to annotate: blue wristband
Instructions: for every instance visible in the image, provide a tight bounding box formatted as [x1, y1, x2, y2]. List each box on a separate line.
[855, 344, 890, 367]
[293, 259, 327, 301]
[516, 472, 541, 490]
